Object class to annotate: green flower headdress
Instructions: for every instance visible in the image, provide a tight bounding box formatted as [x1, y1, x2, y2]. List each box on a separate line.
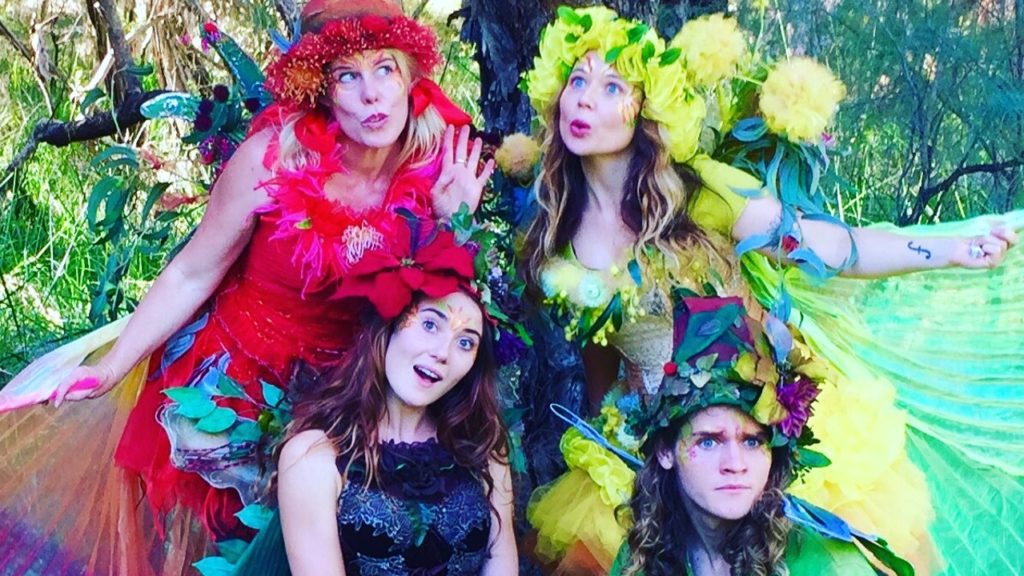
[522, 6, 706, 163]
[619, 294, 832, 473]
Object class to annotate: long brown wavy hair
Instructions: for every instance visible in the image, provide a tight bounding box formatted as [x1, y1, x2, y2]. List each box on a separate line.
[618, 414, 793, 576]
[521, 102, 722, 294]
[275, 292, 508, 499]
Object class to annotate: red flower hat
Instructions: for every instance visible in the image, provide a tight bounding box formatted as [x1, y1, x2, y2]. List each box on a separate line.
[264, 0, 442, 110]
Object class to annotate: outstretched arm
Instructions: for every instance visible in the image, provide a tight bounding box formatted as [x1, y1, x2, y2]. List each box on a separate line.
[481, 458, 519, 576]
[53, 130, 275, 404]
[279, 430, 347, 576]
[734, 195, 1019, 278]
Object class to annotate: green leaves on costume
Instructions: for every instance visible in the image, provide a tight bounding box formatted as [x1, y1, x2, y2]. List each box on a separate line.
[236, 503, 274, 531]
[162, 367, 292, 441]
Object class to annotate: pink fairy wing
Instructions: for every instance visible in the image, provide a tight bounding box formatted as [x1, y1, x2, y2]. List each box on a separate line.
[0, 315, 132, 413]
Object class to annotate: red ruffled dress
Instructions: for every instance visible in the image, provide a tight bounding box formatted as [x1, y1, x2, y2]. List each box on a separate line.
[114, 108, 438, 539]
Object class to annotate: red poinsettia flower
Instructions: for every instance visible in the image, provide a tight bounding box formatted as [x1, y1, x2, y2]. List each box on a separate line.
[335, 219, 476, 319]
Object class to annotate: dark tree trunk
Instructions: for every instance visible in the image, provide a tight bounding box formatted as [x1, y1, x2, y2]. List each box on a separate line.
[462, 0, 728, 133]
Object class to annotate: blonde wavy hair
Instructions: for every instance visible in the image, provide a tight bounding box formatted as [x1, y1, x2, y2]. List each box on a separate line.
[617, 417, 793, 576]
[273, 49, 446, 172]
[521, 103, 732, 294]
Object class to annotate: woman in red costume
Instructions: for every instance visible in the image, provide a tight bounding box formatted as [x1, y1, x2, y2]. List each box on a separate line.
[0, 1, 493, 573]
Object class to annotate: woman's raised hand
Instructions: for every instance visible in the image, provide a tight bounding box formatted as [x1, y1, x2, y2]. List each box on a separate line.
[431, 125, 496, 219]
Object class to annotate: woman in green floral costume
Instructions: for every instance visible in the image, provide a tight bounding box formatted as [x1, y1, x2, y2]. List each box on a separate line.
[517, 5, 1020, 574]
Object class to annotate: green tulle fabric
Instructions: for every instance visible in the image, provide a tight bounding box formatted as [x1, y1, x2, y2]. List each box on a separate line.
[742, 209, 1024, 576]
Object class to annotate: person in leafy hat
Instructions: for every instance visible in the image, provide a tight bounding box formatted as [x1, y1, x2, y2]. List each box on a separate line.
[609, 297, 912, 576]
[0, 1, 495, 573]
[273, 217, 517, 575]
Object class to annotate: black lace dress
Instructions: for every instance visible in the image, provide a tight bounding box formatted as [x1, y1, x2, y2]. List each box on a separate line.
[337, 439, 492, 575]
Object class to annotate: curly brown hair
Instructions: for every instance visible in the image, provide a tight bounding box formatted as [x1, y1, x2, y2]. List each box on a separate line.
[617, 417, 792, 576]
[275, 293, 509, 499]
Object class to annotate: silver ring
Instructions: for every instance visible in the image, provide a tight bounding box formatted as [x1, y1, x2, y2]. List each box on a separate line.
[455, 157, 468, 165]
[968, 243, 984, 259]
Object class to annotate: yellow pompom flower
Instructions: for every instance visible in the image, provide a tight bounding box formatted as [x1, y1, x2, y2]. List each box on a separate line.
[494, 133, 541, 181]
[671, 14, 747, 87]
[758, 57, 847, 143]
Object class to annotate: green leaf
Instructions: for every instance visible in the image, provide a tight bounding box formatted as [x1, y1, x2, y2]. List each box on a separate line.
[210, 32, 268, 103]
[627, 24, 648, 44]
[81, 87, 106, 109]
[215, 539, 249, 564]
[659, 47, 681, 66]
[605, 46, 624, 63]
[565, 32, 579, 43]
[515, 323, 534, 347]
[690, 371, 711, 388]
[580, 14, 593, 32]
[164, 387, 206, 405]
[796, 447, 832, 468]
[695, 353, 719, 372]
[261, 380, 284, 408]
[642, 41, 656, 63]
[579, 293, 621, 343]
[86, 176, 122, 230]
[127, 63, 154, 76]
[235, 503, 273, 530]
[229, 420, 263, 444]
[193, 556, 234, 576]
[176, 397, 217, 419]
[627, 259, 643, 286]
[140, 183, 170, 224]
[90, 145, 139, 171]
[217, 373, 248, 399]
[196, 407, 237, 434]
[557, 6, 581, 25]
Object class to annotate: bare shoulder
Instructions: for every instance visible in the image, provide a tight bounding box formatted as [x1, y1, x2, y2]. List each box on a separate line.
[232, 128, 275, 164]
[279, 429, 337, 471]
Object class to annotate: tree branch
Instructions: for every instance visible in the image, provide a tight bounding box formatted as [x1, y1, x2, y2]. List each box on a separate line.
[274, 0, 300, 31]
[96, 0, 142, 100]
[907, 157, 1024, 223]
[0, 18, 33, 63]
[3, 89, 167, 181]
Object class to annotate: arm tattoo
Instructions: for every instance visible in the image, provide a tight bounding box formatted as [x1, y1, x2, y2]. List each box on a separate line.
[907, 241, 932, 260]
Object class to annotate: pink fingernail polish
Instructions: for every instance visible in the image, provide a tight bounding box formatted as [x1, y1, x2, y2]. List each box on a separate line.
[49, 376, 101, 403]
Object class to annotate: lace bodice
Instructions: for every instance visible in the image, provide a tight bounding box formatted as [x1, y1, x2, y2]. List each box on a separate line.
[337, 439, 491, 575]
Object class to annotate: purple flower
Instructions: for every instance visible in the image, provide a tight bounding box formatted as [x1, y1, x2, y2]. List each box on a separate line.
[194, 114, 213, 132]
[198, 137, 217, 165]
[197, 99, 214, 114]
[775, 376, 820, 438]
[244, 97, 261, 113]
[494, 329, 527, 365]
[218, 137, 236, 158]
[212, 84, 230, 103]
